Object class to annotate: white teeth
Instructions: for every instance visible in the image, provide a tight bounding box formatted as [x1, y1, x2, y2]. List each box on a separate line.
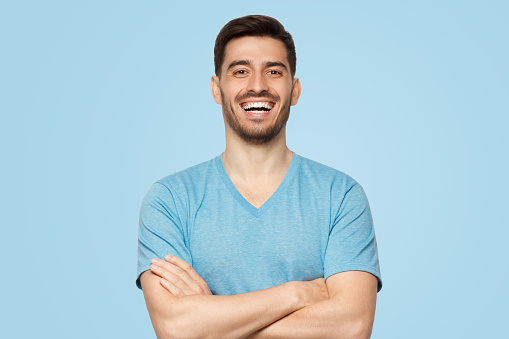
[241, 102, 274, 110]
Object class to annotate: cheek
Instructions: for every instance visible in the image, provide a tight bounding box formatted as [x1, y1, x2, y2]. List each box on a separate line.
[273, 81, 292, 95]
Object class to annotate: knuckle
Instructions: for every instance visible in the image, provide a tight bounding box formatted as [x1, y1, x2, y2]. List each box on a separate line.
[177, 268, 186, 279]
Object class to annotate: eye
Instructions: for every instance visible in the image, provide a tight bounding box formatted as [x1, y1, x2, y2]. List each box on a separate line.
[267, 70, 282, 76]
[233, 69, 249, 77]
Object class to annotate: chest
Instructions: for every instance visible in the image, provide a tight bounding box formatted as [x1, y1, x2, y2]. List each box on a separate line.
[187, 194, 331, 295]
[232, 181, 280, 209]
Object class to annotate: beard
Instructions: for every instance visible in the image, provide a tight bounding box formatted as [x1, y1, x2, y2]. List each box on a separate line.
[221, 89, 292, 145]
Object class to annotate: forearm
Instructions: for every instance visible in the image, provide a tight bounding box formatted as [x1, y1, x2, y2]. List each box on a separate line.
[142, 271, 308, 339]
[246, 297, 372, 339]
[168, 284, 303, 338]
[246, 271, 378, 339]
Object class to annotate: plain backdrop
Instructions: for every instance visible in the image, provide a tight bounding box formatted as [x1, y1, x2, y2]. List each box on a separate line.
[1, 1, 508, 338]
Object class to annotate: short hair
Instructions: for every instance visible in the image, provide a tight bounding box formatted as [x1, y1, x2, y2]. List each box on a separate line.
[214, 15, 296, 78]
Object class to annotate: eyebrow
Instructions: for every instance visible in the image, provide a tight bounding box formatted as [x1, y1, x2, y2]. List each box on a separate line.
[264, 61, 288, 70]
[226, 60, 288, 72]
[227, 60, 251, 71]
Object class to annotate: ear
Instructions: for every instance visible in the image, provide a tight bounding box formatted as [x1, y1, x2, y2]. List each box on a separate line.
[290, 78, 301, 106]
[210, 76, 222, 105]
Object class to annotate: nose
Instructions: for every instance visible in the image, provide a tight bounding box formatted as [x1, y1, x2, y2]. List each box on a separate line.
[246, 72, 269, 93]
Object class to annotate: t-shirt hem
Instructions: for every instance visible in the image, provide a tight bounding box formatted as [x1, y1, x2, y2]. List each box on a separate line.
[325, 263, 383, 292]
[136, 265, 153, 290]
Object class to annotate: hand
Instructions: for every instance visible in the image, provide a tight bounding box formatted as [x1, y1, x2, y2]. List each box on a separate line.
[150, 255, 212, 297]
[295, 278, 329, 307]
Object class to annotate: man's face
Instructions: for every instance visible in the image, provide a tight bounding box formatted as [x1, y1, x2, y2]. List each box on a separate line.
[211, 36, 301, 145]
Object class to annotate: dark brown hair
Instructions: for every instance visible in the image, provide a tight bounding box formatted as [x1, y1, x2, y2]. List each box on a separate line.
[214, 15, 296, 78]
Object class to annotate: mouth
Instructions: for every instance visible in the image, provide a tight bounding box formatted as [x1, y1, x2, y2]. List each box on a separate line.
[239, 101, 275, 115]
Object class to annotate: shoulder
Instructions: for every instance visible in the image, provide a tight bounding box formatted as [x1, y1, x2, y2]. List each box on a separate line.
[156, 156, 218, 191]
[143, 156, 219, 206]
[294, 154, 370, 213]
[296, 154, 358, 190]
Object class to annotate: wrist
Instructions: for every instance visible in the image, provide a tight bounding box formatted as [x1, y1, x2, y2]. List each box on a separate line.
[284, 281, 308, 309]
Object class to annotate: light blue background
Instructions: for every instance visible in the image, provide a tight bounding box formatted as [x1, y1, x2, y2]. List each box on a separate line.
[2, 1, 508, 338]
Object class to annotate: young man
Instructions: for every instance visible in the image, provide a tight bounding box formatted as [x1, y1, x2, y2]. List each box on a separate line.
[137, 15, 382, 338]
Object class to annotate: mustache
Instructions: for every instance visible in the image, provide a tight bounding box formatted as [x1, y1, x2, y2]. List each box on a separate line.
[237, 91, 279, 102]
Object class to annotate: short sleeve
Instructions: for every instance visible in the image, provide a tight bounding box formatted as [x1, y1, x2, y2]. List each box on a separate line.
[324, 182, 382, 292]
[136, 182, 192, 290]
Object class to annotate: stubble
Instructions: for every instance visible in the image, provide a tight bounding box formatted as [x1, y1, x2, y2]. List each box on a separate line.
[221, 89, 292, 145]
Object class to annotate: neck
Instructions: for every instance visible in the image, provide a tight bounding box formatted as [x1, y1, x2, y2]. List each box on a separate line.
[222, 126, 293, 184]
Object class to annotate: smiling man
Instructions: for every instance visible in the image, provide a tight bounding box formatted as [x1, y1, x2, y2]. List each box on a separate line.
[137, 15, 382, 338]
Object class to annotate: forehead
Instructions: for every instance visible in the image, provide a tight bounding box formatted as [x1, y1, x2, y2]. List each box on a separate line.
[223, 36, 289, 67]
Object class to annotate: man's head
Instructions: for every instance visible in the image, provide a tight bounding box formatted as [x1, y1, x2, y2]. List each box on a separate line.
[211, 15, 301, 145]
[214, 15, 297, 79]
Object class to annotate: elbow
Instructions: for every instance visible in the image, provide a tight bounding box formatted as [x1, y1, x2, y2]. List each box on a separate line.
[325, 320, 373, 339]
[156, 318, 189, 339]
[152, 319, 174, 339]
[151, 314, 187, 339]
[328, 317, 373, 339]
[344, 318, 373, 339]
[157, 318, 213, 339]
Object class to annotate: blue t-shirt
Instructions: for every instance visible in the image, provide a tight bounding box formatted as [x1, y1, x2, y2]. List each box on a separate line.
[136, 153, 382, 294]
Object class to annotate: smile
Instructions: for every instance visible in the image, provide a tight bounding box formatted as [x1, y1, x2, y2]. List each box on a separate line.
[240, 101, 275, 114]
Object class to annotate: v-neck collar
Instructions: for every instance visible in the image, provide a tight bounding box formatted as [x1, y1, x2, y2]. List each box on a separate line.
[215, 152, 300, 218]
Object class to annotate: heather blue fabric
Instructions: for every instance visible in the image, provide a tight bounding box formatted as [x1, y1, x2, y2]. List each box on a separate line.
[136, 153, 382, 294]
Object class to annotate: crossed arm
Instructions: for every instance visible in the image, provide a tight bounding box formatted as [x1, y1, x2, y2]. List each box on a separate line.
[140, 256, 378, 339]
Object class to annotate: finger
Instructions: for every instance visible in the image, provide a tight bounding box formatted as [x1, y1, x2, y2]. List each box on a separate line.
[150, 260, 196, 294]
[160, 278, 184, 297]
[150, 260, 195, 294]
[165, 255, 211, 294]
[165, 255, 209, 286]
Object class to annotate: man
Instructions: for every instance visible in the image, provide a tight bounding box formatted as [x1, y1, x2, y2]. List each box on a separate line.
[137, 15, 382, 338]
